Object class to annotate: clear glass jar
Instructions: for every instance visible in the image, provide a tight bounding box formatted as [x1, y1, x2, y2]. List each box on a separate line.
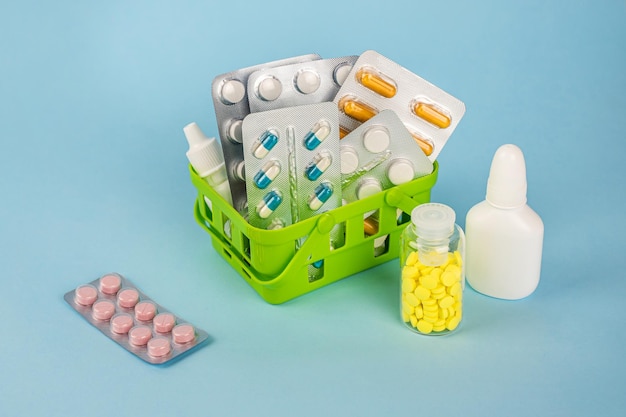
[400, 203, 465, 335]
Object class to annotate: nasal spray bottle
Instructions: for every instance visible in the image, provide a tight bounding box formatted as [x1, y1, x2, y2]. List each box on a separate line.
[465, 144, 544, 300]
[183, 122, 233, 206]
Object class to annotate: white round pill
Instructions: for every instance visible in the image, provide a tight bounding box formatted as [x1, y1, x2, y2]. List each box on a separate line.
[362, 126, 390, 154]
[227, 119, 243, 143]
[387, 159, 415, 185]
[295, 70, 321, 94]
[340, 146, 359, 175]
[257, 76, 282, 101]
[220, 79, 246, 105]
[333, 63, 353, 86]
[356, 179, 383, 200]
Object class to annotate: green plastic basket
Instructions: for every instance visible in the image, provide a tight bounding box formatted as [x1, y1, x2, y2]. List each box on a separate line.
[190, 162, 438, 304]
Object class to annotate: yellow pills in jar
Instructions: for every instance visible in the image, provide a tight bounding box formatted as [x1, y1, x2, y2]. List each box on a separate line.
[400, 249, 463, 335]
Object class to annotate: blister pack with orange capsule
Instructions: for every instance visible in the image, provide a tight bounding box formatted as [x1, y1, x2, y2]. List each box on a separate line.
[333, 50, 466, 161]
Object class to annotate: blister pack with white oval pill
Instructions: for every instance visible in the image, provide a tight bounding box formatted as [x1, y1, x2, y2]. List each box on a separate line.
[211, 54, 321, 212]
[242, 102, 341, 232]
[65, 273, 210, 365]
[340, 110, 434, 204]
[246, 56, 358, 113]
[333, 50, 466, 161]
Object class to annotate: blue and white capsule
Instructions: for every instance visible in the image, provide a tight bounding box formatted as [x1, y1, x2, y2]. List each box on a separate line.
[304, 152, 332, 181]
[251, 129, 279, 159]
[256, 190, 283, 219]
[303, 120, 331, 150]
[308, 182, 333, 211]
[253, 160, 281, 189]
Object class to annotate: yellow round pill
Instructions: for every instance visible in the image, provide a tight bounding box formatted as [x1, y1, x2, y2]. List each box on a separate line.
[433, 324, 446, 332]
[431, 268, 442, 279]
[415, 306, 424, 319]
[402, 265, 419, 281]
[441, 271, 458, 287]
[422, 298, 437, 306]
[414, 285, 431, 300]
[439, 307, 449, 319]
[405, 251, 419, 266]
[420, 274, 438, 290]
[445, 264, 461, 276]
[402, 278, 417, 293]
[449, 282, 462, 296]
[402, 300, 414, 316]
[417, 320, 433, 334]
[405, 292, 420, 307]
[447, 315, 461, 331]
[410, 314, 418, 328]
[439, 295, 455, 309]
[454, 251, 463, 266]
[402, 311, 410, 322]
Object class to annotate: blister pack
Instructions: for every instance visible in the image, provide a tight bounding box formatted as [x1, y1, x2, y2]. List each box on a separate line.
[242, 102, 342, 232]
[211, 54, 321, 212]
[340, 110, 433, 203]
[246, 56, 358, 113]
[333, 50, 466, 161]
[65, 273, 209, 365]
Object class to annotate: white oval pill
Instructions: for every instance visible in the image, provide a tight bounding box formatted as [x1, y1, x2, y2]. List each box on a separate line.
[257, 76, 282, 101]
[362, 126, 390, 153]
[220, 79, 246, 105]
[333, 63, 353, 86]
[387, 159, 415, 185]
[295, 70, 320, 94]
[340, 146, 359, 175]
[356, 179, 383, 200]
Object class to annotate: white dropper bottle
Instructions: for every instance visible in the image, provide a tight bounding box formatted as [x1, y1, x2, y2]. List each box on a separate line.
[465, 144, 544, 300]
[183, 122, 233, 205]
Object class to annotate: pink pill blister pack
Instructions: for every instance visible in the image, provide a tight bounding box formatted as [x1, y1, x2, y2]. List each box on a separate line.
[64, 273, 209, 365]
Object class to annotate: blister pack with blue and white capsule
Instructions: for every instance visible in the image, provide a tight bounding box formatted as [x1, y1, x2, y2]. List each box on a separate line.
[333, 50, 466, 161]
[246, 56, 358, 113]
[340, 110, 433, 204]
[242, 102, 342, 235]
[211, 54, 321, 212]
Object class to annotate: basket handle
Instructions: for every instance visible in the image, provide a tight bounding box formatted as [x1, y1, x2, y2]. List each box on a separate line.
[193, 198, 229, 246]
[385, 187, 421, 215]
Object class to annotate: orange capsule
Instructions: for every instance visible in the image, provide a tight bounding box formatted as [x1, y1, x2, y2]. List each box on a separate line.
[338, 96, 378, 123]
[413, 101, 451, 129]
[407, 129, 434, 156]
[363, 216, 379, 236]
[356, 67, 397, 98]
[339, 126, 351, 139]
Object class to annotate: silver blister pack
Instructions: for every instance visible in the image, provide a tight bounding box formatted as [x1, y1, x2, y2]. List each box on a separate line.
[246, 55, 358, 113]
[333, 50, 466, 161]
[211, 54, 321, 212]
[340, 110, 434, 204]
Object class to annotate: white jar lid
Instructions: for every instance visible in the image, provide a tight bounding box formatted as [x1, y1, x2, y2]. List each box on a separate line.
[411, 203, 455, 239]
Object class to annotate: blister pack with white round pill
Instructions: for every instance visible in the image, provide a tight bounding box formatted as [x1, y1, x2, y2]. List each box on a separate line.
[340, 110, 433, 204]
[211, 54, 322, 212]
[246, 56, 358, 113]
[333, 50, 466, 161]
[242, 102, 342, 237]
[64, 273, 210, 365]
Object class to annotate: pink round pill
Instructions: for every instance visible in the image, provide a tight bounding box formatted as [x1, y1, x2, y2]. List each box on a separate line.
[117, 288, 140, 308]
[99, 274, 122, 295]
[92, 299, 116, 321]
[153, 313, 176, 333]
[134, 301, 157, 321]
[110, 313, 134, 334]
[74, 285, 98, 306]
[172, 324, 195, 344]
[128, 325, 152, 346]
[147, 337, 171, 358]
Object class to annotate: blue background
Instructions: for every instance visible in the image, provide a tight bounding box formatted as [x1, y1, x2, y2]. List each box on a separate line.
[1, 1, 625, 416]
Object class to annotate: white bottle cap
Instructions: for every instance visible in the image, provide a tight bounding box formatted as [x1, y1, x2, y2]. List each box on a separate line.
[184, 122, 225, 180]
[486, 144, 527, 209]
[411, 203, 455, 240]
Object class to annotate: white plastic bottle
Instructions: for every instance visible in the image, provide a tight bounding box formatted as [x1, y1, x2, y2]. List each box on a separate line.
[183, 122, 233, 206]
[465, 144, 544, 300]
